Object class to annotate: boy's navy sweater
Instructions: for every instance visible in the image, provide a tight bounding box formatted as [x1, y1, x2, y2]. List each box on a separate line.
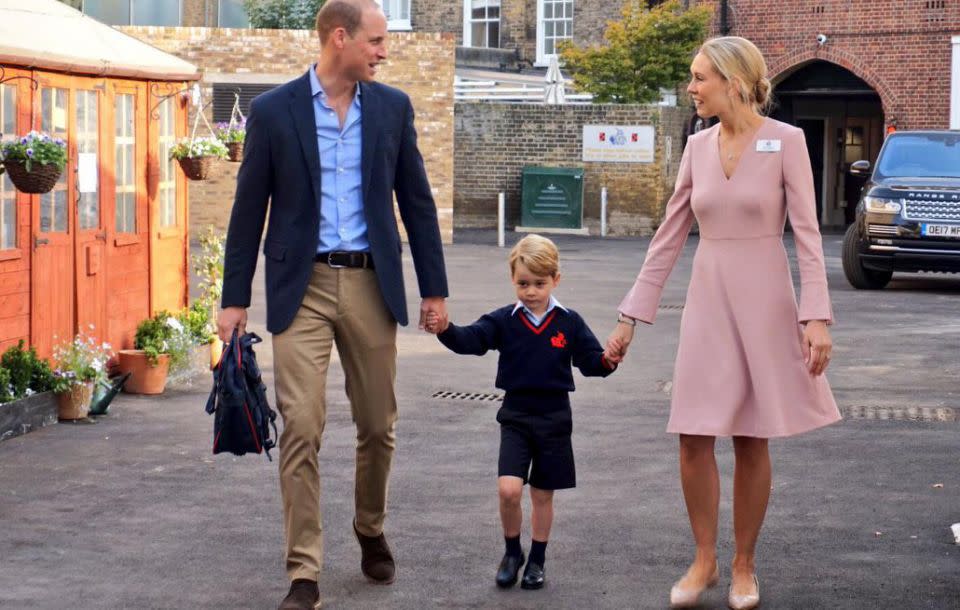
[437, 304, 615, 392]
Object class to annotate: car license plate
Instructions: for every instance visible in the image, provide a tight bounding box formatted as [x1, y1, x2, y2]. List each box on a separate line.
[921, 223, 960, 238]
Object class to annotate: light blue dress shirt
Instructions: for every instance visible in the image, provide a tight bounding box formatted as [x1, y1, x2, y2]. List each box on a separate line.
[512, 295, 567, 326]
[309, 66, 369, 253]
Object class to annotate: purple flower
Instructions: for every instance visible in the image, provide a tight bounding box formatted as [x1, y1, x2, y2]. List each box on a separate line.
[55, 138, 65, 147]
[25, 148, 33, 157]
[19, 137, 27, 145]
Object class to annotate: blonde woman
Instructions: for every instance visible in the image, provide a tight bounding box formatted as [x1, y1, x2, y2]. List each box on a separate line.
[607, 37, 841, 609]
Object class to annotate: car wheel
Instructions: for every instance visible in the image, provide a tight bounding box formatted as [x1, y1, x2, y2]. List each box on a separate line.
[842, 223, 892, 289]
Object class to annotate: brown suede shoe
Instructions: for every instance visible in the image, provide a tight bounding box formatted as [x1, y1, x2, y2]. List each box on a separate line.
[353, 521, 396, 584]
[278, 579, 321, 610]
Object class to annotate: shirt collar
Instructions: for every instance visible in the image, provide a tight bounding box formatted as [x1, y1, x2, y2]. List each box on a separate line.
[512, 295, 566, 317]
[309, 64, 361, 105]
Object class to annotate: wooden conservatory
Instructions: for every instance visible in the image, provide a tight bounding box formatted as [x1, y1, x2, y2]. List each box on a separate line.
[0, 0, 200, 357]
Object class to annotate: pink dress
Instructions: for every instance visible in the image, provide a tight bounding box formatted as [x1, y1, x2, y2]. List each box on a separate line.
[619, 118, 841, 438]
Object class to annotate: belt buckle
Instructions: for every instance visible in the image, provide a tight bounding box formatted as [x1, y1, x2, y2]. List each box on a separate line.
[326, 251, 348, 268]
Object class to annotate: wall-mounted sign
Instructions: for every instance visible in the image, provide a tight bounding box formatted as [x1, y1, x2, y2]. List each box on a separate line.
[582, 125, 655, 163]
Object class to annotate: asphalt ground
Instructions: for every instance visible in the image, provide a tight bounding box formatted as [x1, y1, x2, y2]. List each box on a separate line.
[1, 229, 958, 609]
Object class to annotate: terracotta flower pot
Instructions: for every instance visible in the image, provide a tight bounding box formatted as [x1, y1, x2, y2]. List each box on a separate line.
[56, 382, 93, 421]
[117, 350, 170, 395]
[3, 160, 63, 193]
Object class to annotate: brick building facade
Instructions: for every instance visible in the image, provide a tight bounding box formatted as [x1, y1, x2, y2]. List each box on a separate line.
[689, 0, 960, 225]
[123, 26, 456, 242]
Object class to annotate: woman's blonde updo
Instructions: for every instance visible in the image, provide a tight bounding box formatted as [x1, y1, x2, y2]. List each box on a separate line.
[699, 36, 772, 114]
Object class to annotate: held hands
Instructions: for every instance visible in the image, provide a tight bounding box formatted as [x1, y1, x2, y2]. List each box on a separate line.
[421, 297, 448, 334]
[605, 319, 636, 364]
[801, 320, 832, 376]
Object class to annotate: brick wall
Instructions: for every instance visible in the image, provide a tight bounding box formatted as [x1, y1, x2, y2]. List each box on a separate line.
[412, 0, 461, 34]
[572, 0, 624, 49]
[122, 27, 455, 243]
[694, 0, 960, 130]
[454, 103, 689, 235]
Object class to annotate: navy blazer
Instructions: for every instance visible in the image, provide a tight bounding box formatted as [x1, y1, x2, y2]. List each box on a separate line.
[221, 70, 448, 333]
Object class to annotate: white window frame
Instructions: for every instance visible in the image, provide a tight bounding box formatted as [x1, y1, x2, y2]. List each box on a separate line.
[462, 0, 501, 48]
[217, 0, 250, 28]
[81, 0, 183, 27]
[951, 35, 960, 130]
[536, 0, 574, 67]
[376, 0, 412, 31]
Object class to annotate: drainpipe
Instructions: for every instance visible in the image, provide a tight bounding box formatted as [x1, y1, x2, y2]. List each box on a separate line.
[720, 0, 730, 35]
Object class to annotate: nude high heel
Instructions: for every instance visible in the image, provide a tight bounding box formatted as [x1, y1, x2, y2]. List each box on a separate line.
[669, 561, 720, 608]
[727, 574, 760, 610]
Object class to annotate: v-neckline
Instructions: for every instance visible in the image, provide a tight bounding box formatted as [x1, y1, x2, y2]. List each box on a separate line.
[716, 117, 768, 182]
[518, 310, 557, 335]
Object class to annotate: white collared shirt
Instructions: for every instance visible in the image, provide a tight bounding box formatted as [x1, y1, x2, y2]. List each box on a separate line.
[511, 295, 567, 326]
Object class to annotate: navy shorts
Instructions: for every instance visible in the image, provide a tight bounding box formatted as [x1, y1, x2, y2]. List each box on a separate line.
[496, 391, 575, 490]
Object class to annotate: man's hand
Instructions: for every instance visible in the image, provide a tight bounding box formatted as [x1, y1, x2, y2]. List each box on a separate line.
[217, 306, 248, 343]
[419, 297, 447, 332]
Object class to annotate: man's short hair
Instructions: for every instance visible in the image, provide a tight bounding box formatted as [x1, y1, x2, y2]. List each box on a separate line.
[315, 0, 377, 44]
[509, 234, 560, 277]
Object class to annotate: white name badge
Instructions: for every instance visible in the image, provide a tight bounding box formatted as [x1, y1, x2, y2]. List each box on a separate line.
[756, 139, 782, 153]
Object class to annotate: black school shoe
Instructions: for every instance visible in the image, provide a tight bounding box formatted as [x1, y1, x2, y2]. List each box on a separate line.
[495, 552, 525, 588]
[520, 562, 545, 590]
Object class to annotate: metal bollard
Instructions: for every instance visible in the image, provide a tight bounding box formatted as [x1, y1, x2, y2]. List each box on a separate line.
[498, 193, 505, 248]
[601, 187, 608, 237]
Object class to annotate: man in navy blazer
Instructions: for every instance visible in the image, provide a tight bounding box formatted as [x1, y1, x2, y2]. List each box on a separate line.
[217, 1, 447, 607]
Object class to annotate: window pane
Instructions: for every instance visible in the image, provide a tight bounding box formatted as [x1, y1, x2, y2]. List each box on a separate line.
[0, 84, 16, 250]
[40, 88, 68, 234]
[488, 22, 500, 48]
[115, 94, 136, 234]
[83, 0, 130, 25]
[132, 0, 180, 26]
[218, 0, 249, 27]
[158, 98, 177, 228]
[77, 91, 100, 230]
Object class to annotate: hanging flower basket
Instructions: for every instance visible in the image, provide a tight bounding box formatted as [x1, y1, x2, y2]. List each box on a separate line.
[0, 131, 67, 194]
[226, 142, 244, 163]
[214, 120, 246, 163]
[177, 155, 215, 181]
[3, 160, 63, 194]
[170, 136, 228, 182]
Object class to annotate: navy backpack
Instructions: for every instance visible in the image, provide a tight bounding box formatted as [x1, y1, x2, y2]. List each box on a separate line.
[205, 330, 278, 460]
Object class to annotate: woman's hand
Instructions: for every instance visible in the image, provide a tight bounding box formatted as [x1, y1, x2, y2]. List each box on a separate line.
[606, 320, 636, 362]
[801, 320, 832, 376]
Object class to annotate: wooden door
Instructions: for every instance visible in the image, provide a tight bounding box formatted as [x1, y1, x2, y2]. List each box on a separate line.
[31, 76, 74, 359]
[0, 71, 31, 352]
[105, 81, 150, 350]
[149, 82, 188, 315]
[73, 77, 108, 340]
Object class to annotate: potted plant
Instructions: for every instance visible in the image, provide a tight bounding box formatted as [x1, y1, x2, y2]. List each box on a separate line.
[0, 130, 67, 194]
[50, 330, 112, 421]
[169, 136, 227, 181]
[213, 120, 245, 162]
[192, 226, 226, 368]
[118, 311, 194, 394]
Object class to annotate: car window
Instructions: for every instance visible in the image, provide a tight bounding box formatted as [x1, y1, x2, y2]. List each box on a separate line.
[875, 133, 960, 179]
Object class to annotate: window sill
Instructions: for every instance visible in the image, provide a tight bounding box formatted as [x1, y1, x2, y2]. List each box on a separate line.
[114, 234, 140, 247]
[387, 20, 412, 31]
[0, 248, 23, 262]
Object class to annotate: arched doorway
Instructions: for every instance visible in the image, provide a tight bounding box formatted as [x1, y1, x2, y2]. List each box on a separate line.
[771, 61, 885, 227]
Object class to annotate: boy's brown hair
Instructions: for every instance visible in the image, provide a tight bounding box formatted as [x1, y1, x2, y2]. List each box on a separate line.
[508, 234, 560, 277]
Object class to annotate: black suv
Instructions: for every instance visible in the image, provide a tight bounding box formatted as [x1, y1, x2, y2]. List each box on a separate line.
[842, 130, 960, 289]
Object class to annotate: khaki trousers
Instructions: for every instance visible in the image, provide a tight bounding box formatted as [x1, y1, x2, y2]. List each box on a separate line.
[272, 263, 398, 582]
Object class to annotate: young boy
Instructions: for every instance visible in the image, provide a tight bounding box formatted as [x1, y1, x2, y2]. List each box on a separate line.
[425, 234, 621, 590]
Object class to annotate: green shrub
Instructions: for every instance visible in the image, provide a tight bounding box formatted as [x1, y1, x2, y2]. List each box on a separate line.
[0, 340, 55, 399]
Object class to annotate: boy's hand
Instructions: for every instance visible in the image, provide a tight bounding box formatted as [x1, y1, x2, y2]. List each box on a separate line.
[424, 311, 449, 334]
[606, 323, 634, 361]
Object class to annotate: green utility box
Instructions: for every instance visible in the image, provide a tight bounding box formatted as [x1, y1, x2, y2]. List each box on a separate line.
[520, 166, 585, 230]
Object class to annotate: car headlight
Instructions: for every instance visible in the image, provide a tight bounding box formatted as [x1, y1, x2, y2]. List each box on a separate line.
[864, 196, 902, 214]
